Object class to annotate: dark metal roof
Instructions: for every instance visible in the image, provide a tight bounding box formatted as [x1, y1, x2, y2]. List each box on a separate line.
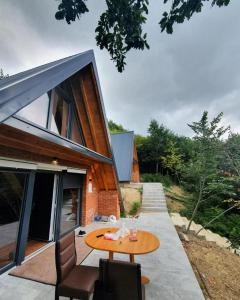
[0, 50, 112, 164]
[0, 50, 94, 123]
[110, 132, 134, 182]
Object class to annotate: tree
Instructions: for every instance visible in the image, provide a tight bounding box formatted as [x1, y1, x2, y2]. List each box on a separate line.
[108, 120, 128, 133]
[55, 0, 232, 72]
[222, 133, 240, 176]
[161, 140, 183, 182]
[182, 111, 229, 232]
[147, 120, 173, 174]
[0, 68, 9, 80]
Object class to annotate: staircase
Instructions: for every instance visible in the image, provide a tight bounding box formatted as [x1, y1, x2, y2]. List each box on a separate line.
[141, 183, 167, 212]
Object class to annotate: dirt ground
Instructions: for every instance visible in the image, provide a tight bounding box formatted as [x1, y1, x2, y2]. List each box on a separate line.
[176, 226, 240, 300]
[166, 197, 185, 212]
[165, 185, 186, 213]
[120, 184, 142, 214]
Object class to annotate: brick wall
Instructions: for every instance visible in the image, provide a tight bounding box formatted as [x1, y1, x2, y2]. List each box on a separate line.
[98, 190, 120, 219]
[81, 170, 98, 225]
[81, 170, 120, 225]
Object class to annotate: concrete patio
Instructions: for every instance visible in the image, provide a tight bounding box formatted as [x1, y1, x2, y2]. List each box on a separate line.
[0, 183, 204, 300]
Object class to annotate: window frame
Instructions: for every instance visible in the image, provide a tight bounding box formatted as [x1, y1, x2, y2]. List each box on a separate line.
[16, 81, 86, 147]
[0, 168, 34, 274]
[47, 85, 85, 146]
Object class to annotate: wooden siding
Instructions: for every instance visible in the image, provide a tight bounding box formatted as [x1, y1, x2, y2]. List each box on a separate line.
[0, 64, 119, 191]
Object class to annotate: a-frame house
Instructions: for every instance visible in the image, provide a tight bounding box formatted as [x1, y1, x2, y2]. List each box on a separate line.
[0, 50, 120, 273]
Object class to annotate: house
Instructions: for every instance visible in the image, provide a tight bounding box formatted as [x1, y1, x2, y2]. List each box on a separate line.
[111, 131, 140, 183]
[0, 50, 121, 274]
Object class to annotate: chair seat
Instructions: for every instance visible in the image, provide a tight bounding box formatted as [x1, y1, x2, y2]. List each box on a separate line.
[59, 265, 99, 300]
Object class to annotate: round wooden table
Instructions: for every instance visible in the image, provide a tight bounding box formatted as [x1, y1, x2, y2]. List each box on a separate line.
[84, 227, 160, 284]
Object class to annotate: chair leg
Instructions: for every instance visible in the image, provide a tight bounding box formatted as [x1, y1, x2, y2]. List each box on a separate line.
[55, 287, 59, 300]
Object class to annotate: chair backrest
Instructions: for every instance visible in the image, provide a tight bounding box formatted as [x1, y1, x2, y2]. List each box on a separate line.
[55, 231, 77, 283]
[99, 259, 143, 300]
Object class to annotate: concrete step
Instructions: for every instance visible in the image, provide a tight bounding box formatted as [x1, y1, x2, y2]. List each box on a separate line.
[141, 207, 167, 212]
[143, 195, 165, 200]
[142, 201, 166, 205]
[143, 193, 165, 198]
[142, 205, 167, 209]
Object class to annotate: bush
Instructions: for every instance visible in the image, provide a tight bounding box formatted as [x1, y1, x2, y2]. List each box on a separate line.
[129, 201, 141, 216]
[120, 210, 126, 218]
[141, 173, 172, 187]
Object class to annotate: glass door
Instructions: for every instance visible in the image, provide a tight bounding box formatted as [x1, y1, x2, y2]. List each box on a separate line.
[0, 171, 27, 270]
[59, 173, 84, 236]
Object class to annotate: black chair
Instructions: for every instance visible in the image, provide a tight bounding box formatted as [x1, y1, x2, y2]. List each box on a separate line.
[55, 231, 98, 300]
[93, 259, 145, 300]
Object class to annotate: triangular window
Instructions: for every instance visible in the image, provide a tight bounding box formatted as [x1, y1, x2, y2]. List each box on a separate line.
[16, 93, 50, 128]
[15, 80, 85, 146]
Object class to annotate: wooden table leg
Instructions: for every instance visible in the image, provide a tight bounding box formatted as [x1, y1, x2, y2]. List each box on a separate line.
[129, 254, 135, 263]
[109, 251, 114, 261]
[129, 254, 150, 285]
[141, 276, 150, 285]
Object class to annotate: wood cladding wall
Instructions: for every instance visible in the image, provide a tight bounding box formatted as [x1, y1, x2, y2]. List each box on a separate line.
[70, 65, 118, 191]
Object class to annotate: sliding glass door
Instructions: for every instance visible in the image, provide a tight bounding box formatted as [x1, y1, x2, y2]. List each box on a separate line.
[60, 173, 83, 236]
[0, 171, 27, 269]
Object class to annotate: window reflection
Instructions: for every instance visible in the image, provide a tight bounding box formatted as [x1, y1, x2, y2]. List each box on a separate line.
[0, 172, 26, 268]
[50, 90, 69, 137]
[60, 188, 80, 235]
[16, 94, 50, 127]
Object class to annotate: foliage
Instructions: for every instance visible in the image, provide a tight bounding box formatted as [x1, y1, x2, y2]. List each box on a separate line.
[95, 0, 149, 72]
[148, 120, 176, 173]
[221, 133, 240, 176]
[129, 201, 141, 216]
[108, 119, 128, 133]
[161, 140, 183, 177]
[120, 210, 126, 218]
[110, 113, 240, 246]
[160, 0, 231, 34]
[55, 0, 89, 24]
[181, 111, 229, 232]
[136, 119, 192, 176]
[141, 173, 172, 187]
[55, 0, 232, 71]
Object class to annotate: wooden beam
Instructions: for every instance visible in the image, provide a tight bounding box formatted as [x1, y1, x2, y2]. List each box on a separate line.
[80, 76, 98, 151]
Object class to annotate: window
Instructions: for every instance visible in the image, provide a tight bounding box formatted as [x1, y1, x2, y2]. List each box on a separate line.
[50, 90, 69, 137]
[0, 171, 27, 268]
[16, 80, 85, 145]
[16, 94, 50, 127]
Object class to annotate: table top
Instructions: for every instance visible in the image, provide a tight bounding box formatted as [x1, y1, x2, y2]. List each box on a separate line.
[84, 227, 160, 255]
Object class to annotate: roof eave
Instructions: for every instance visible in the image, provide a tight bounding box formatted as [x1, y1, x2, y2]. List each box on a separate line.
[4, 116, 112, 165]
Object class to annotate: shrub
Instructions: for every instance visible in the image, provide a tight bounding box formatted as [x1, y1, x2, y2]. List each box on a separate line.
[129, 201, 141, 216]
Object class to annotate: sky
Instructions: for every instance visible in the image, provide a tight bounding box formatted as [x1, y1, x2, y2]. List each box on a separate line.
[1, 0, 240, 137]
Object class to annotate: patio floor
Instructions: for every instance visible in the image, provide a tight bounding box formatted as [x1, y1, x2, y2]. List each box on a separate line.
[0, 210, 204, 300]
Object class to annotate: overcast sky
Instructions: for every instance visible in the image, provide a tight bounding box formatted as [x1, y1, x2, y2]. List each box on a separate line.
[1, 0, 240, 136]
